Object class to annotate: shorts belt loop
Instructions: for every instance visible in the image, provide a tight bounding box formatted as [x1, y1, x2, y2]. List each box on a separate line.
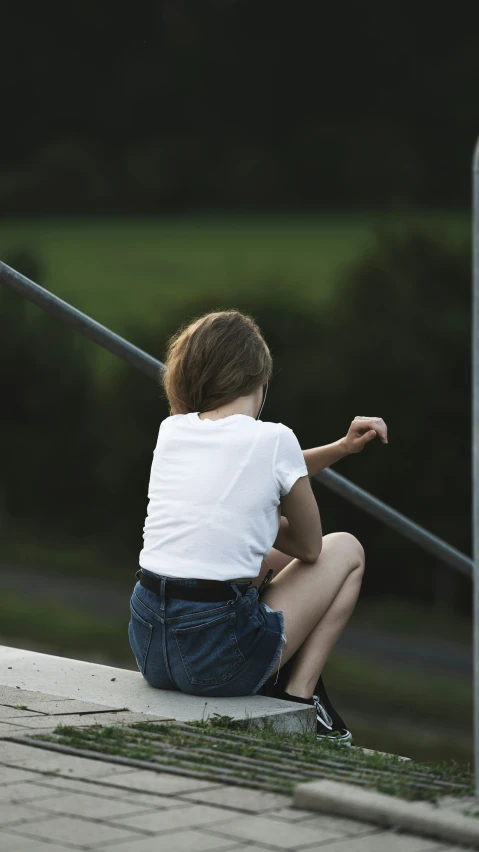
[229, 582, 241, 603]
[230, 581, 251, 603]
[160, 576, 166, 612]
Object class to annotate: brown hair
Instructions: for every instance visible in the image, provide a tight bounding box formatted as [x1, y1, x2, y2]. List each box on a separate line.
[160, 309, 273, 415]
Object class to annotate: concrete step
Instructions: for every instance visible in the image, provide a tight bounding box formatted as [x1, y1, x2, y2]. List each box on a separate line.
[0, 646, 315, 734]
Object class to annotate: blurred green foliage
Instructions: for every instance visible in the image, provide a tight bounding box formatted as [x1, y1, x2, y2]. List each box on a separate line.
[0, 593, 128, 658]
[1, 214, 467, 339]
[0, 221, 472, 619]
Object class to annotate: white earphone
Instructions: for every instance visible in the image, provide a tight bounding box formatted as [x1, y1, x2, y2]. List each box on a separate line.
[256, 381, 268, 420]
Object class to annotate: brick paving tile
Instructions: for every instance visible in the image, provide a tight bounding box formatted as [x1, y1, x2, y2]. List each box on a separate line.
[1, 726, 58, 736]
[0, 833, 76, 852]
[6, 713, 172, 730]
[28, 791, 156, 820]
[0, 721, 59, 731]
[100, 769, 223, 796]
[431, 847, 476, 852]
[301, 814, 381, 837]
[226, 848, 311, 852]
[204, 813, 345, 849]
[0, 766, 39, 786]
[113, 792, 190, 810]
[228, 842, 296, 852]
[8, 750, 138, 777]
[2, 717, 96, 730]
[10, 700, 120, 715]
[6, 814, 143, 848]
[263, 806, 317, 822]
[24, 776, 185, 808]
[0, 802, 52, 827]
[0, 707, 45, 720]
[112, 792, 190, 810]
[112, 828, 241, 852]
[113, 802, 237, 833]
[301, 834, 449, 852]
[179, 785, 291, 813]
[0, 688, 70, 705]
[0, 781, 73, 803]
[0, 742, 51, 764]
[25, 846, 84, 852]
[298, 811, 379, 835]
[269, 806, 379, 836]
[0, 724, 32, 736]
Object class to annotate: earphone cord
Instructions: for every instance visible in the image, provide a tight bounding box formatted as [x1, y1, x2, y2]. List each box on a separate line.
[256, 382, 268, 420]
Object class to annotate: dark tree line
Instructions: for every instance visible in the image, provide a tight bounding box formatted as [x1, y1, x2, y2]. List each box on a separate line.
[1, 1, 479, 212]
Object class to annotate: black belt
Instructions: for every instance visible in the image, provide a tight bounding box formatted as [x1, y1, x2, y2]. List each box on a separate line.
[139, 569, 251, 602]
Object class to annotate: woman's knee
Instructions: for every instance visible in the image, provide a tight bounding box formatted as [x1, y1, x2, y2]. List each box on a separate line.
[325, 531, 365, 570]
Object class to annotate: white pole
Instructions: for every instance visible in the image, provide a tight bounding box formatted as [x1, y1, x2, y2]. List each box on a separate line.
[473, 136, 479, 792]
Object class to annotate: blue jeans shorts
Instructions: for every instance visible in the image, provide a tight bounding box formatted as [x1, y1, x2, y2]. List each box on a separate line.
[128, 568, 287, 697]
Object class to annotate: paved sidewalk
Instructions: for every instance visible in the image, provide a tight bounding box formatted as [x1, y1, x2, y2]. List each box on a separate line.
[0, 738, 470, 852]
[0, 655, 474, 851]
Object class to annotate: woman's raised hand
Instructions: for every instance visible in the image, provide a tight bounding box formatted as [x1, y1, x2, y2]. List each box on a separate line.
[341, 416, 388, 455]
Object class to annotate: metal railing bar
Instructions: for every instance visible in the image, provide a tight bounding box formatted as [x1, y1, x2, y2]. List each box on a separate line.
[0, 260, 472, 578]
[0, 262, 163, 381]
[471, 133, 479, 788]
[316, 468, 472, 578]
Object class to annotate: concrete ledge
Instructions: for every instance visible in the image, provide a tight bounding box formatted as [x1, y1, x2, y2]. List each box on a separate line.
[294, 779, 479, 849]
[356, 745, 410, 762]
[0, 646, 315, 734]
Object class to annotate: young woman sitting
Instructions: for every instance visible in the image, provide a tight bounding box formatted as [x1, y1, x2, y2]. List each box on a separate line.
[128, 309, 388, 744]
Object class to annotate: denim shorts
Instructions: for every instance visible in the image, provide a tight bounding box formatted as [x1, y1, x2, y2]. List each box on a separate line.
[128, 568, 286, 697]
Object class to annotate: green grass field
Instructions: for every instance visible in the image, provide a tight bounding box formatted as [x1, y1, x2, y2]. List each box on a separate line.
[0, 211, 469, 337]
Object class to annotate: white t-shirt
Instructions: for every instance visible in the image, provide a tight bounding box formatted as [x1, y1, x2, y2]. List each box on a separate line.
[139, 412, 309, 580]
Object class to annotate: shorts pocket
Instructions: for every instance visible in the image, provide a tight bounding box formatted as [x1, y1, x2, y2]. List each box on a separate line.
[173, 610, 245, 686]
[129, 600, 153, 675]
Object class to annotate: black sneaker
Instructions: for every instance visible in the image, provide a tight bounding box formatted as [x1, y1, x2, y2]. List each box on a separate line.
[260, 674, 353, 745]
[312, 687, 354, 745]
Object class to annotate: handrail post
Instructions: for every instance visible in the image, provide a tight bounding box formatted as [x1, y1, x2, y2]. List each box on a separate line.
[473, 135, 479, 792]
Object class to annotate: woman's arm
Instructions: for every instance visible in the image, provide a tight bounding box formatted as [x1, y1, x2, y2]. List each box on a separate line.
[272, 515, 319, 563]
[302, 417, 388, 478]
[302, 440, 349, 478]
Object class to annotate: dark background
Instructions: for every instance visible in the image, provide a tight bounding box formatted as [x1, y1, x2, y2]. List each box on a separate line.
[1, 0, 478, 765]
[2, 1, 479, 212]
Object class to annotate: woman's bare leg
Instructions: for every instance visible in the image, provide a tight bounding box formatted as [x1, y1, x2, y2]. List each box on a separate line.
[282, 562, 363, 697]
[261, 532, 365, 697]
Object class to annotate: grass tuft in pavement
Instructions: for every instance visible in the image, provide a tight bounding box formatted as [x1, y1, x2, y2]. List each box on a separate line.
[30, 718, 474, 803]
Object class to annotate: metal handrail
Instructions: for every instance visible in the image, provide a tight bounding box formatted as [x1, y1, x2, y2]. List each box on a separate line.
[317, 468, 471, 577]
[0, 259, 472, 580]
[0, 262, 161, 380]
[472, 133, 479, 787]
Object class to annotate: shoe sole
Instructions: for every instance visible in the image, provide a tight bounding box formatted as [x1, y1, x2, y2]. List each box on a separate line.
[316, 732, 354, 746]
